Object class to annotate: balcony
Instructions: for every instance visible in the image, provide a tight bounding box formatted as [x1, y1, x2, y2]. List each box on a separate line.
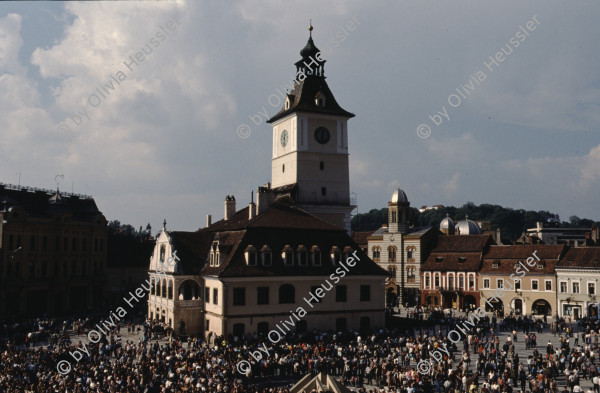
[177, 299, 203, 309]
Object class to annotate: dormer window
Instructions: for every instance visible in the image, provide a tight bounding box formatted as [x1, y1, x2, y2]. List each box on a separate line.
[297, 245, 308, 266]
[343, 246, 354, 263]
[492, 260, 499, 268]
[537, 262, 544, 269]
[435, 257, 443, 263]
[260, 245, 272, 266]
[244, 245, 257, 266]
[311, 245, 321, 266]
[330, 246, 341, 265]
[285, 94, 294, 110]
[210, 241, 220, 267]
[282, 245, 294, 266]
[315, 91, 326, 107]
[458, 257, 466, 263]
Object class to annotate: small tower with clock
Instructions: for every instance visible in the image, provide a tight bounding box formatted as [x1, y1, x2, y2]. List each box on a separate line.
[267, 23, 355, 232]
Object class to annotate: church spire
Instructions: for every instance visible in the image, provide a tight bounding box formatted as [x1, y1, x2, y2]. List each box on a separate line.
[295, 21, 325, 77]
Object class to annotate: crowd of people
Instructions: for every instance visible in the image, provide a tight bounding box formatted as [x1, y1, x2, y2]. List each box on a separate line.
[1, 311, 600, 392]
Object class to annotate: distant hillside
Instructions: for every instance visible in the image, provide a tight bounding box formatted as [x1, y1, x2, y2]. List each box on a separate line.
[351, 202, 600, 241]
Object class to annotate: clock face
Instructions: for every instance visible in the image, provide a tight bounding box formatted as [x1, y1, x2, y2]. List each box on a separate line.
[280, 130, 288, 147]
[314, 127, 330, 144]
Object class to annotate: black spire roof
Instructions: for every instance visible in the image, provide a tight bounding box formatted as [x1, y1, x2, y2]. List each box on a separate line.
[268, 23, 354, 123]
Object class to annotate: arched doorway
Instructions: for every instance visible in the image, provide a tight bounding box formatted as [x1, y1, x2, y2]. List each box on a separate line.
[463, 295, 477, 310]
[485, 298, 504, 316]
[532, 299, 551, 316]
[386, 287, 398, 308]
[512, 298, 523, 315]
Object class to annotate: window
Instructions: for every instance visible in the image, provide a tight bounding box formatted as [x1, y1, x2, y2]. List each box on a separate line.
[407, 267, 415, 283]
[336, 285, 347, 302]
[448, 276, 454, 289]
[256, 287, 269, 305]
[279, 284, 295, 304]
[434, 276, 440, 288]
[425, 275, 430, 288]
[391, 211, 397, 223]
[560, 282, 567, 293]
[244, 245, 257, 266]
[435, 257, 443, 263]
[233, 288, 246, 306]
[483, 278, 490, 289]
[282, 245, 294, 266]
[545, 280, 552, 291]
[372, 247, 380, 262]
[532, 280, 539, 291]
[81, 238, 86, 251]
[407, 248, 415, 260]
[297, 246, 308, 266]
[537, 262, 544, 269]
[589, 283, 596, 295]
[213, 288, 218, 305]
[160, 245, 166, 262]
[261, 246, 272, 266]
[458, 257, 466, 263]
[319, 161, 324, 170]
[388, 246, 396, 262]
[310, 286, 323, 303]
[492, 261, 499, 268]
[312, 246, 321, 266]
[321, 187, 326, 196]
[497, 279, 503, 289]
[360, 285, 371, 302]
[469, 276, 474, 290]
[573, 282, 580, 294]
[515, 279, 521, 290]
[388, 266, 396, 279]
[458, 276, 464, 289]
[330, 247, 341, 265]
[205, 287, 210, 303]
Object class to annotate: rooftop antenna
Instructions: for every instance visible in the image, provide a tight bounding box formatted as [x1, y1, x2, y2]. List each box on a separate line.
[55, 174, 64, 190]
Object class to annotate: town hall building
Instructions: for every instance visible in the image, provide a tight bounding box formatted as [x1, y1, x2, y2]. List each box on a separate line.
[147, 25, 388, 337]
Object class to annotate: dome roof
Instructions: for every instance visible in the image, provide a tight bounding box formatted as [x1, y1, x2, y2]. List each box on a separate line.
[391, 188, 408, 203]
[456, 217, 482, 235]
[440, 214, 455, 230]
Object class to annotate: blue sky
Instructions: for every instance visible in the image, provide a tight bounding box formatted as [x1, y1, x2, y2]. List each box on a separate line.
[1, 1, 599, 232]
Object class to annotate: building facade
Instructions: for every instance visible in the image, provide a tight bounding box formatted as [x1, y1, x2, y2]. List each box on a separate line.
[479, 244, 565, 317]
[367, 188, 436, 307]
[556, 247, 600, 319]
[0, 183, 107, 316]
[420, 235, 493, 310]
[147, 26, 388, 338]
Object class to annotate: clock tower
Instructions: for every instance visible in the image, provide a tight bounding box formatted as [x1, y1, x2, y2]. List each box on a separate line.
[267, 23, 355, 232]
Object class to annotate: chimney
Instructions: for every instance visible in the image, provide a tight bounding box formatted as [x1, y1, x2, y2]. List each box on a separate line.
[495, 228, 502, 245]
[206, 214, 212, 227]
[249, 190, 256, 219]
[593, 226, 599, 244]
[224, 195, 236, 220]
[256, 184, 273, 215]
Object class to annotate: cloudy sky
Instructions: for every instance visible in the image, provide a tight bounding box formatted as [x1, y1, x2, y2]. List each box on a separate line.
[1, 1, 599, 232]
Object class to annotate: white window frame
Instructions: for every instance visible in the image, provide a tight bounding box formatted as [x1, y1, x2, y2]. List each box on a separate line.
[559, 281, 567, 293]
[483, 278, 490, 289]
[497, 279, 504, 289]
[531, 279, 539, 291]
[589, 282, 596, 295]
[545, 280, 552, 292]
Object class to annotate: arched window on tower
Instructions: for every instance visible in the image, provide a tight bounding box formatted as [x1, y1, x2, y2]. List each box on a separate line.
[388, 246, 397, 263]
